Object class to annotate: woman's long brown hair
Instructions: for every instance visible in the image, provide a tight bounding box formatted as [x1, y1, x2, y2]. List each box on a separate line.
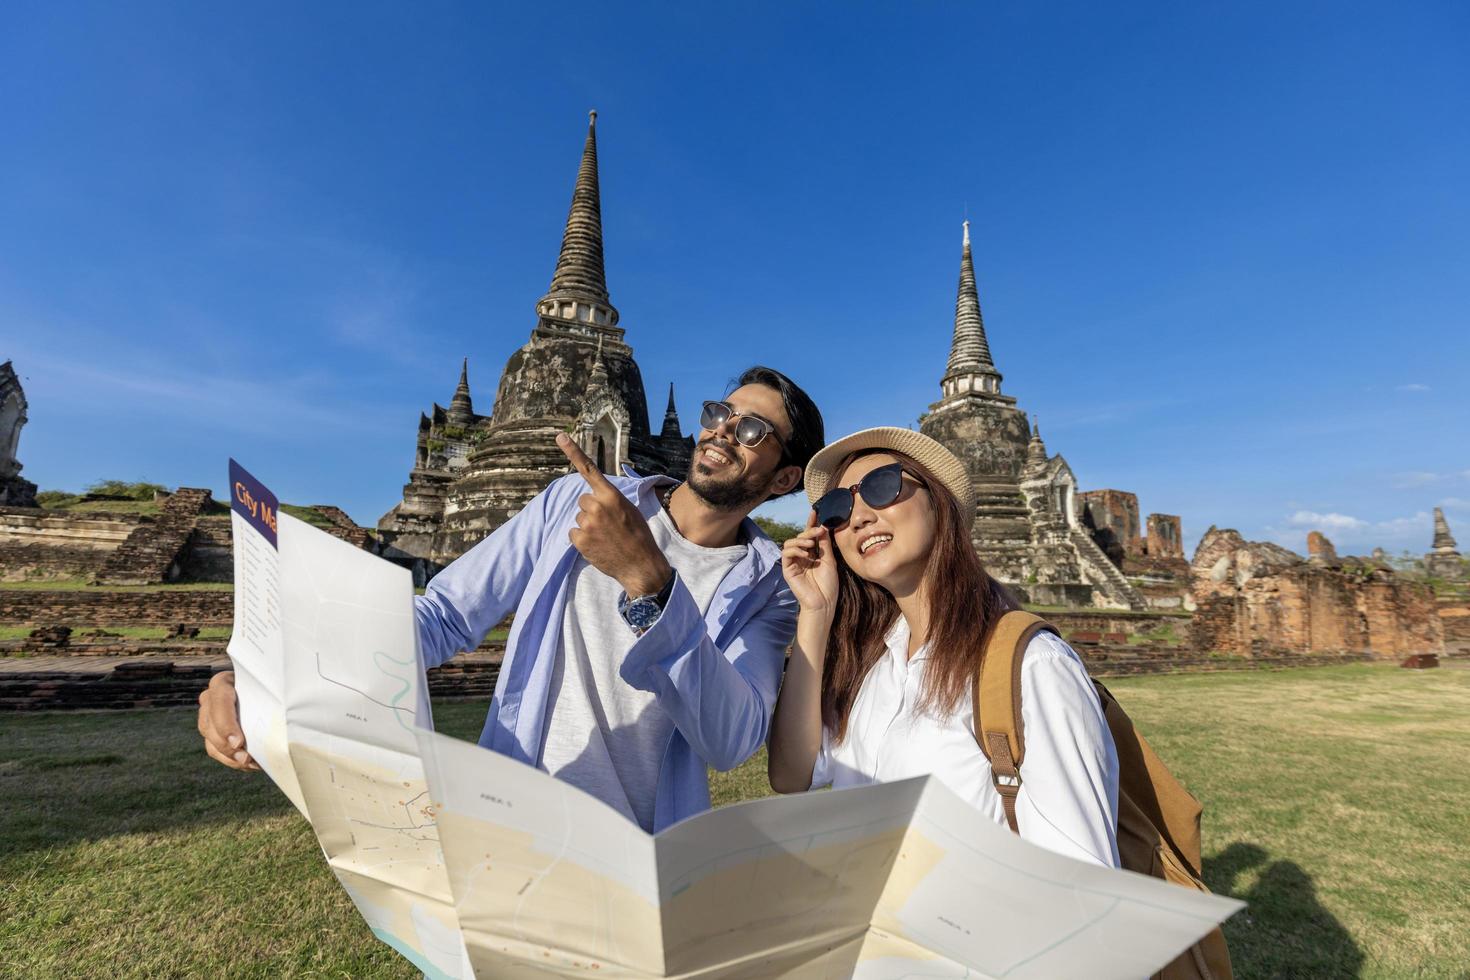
[822, 449, 1018, 741]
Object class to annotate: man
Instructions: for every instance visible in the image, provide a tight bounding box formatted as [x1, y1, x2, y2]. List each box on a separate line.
[198, 365, 824, 832]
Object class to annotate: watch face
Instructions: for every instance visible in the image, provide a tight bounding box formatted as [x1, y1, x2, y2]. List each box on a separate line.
[625, 597, 662, 630]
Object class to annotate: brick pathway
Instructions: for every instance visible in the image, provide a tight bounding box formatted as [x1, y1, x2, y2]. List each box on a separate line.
[0, 654, 229, 674]
[0, 650, 502, 675]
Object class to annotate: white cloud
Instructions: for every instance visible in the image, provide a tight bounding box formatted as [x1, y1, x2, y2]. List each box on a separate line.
[1266, 509, 1435, 555]
[1390, 470, 1470, 490]
[1391, 470, 1446, 489]
[1395, 383, 1431, 392]
[1286, 510, 1367, 532]
[1373, 512, 1433, 537]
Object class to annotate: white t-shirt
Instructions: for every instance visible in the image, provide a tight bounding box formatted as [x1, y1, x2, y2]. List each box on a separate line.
[539, 507, 747, 831]
[812, 617, 1121, 867]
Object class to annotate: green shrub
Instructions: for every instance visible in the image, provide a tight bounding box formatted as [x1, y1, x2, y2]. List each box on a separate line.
[83, 480, 168, 500]
[35, 490, 81, 508]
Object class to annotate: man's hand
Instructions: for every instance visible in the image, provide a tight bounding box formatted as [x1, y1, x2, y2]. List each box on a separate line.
[197, 670, 260, 771]
[557, 433, 672, 597]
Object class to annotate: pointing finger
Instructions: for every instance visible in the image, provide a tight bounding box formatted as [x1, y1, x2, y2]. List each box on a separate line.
[556, 433, 616, 495]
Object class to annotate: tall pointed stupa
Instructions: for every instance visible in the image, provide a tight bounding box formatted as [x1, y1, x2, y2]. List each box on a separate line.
[482, 111, 653, 434]
[655, 384, 694, 475]
[377, 113, 690, 574]
[941, 221, 1005, 400]
[921, 222, 1033, 582]
[534, 111, 617, 330]
[920, 222, 1143, 609]
[447, 358, 474, 426]
[1426, 507, 1465, 579]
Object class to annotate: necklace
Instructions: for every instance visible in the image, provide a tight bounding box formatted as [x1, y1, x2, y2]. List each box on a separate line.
[660, 482, 681, 535]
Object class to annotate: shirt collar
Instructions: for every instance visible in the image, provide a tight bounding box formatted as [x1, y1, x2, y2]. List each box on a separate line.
[884, 615, 931, 664]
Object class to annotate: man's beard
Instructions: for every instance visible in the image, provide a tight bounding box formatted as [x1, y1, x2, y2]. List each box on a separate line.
[685, 440, 774, 511]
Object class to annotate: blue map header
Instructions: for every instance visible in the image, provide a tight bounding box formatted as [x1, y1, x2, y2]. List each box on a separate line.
[228, 458, 278, 549]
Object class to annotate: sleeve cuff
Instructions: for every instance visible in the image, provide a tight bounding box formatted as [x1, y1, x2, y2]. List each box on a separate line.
[618, 572, 701, 690]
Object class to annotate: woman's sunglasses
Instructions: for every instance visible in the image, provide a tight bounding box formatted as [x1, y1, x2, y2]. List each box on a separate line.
[813, 462, 921, 529]
[700, 400, 787, 453]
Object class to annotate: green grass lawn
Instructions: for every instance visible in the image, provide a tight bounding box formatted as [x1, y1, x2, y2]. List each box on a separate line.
[0, 579, 236, 591]
[2, 664, 1468, 977]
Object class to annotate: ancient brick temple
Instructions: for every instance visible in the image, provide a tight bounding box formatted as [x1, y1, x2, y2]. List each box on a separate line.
[1426, 507, 1465, 580]
[0, 361, 38, 508]
[1077, 490, 1192, 610]
[919, 224, 1144, 610]
[377, 113, 692, 575]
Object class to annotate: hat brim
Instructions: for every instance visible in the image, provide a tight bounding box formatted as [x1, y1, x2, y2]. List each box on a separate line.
[803, 427, 976, 515]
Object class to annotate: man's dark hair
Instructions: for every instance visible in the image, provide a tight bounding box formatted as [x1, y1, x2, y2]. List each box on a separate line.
[733, 365, 825, 493]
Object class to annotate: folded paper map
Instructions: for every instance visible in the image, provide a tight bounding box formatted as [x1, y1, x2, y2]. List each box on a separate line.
[226, 460, 1241, 979]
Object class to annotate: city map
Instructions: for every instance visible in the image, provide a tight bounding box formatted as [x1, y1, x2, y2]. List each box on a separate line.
[226, 460, 1241, 979]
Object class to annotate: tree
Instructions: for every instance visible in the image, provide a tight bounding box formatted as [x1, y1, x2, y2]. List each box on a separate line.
[753, 516, 802, 546]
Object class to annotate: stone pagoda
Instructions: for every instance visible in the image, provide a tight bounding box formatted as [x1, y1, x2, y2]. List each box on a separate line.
[1425, 507, 1465, 579]
[377, 112, 692, 576]
[919, 224, 1143, 609]
[0, 361, 37, 508]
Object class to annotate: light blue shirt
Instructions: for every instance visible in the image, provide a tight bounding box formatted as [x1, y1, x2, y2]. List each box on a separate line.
[414, 471, 796, 832]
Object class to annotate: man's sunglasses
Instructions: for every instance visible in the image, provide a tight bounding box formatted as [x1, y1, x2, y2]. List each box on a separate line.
[813, 462, 922, 529]
[700, 400, 787, 453]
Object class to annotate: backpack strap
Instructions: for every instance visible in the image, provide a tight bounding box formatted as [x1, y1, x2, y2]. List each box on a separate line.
[973, 610, 1060, 833]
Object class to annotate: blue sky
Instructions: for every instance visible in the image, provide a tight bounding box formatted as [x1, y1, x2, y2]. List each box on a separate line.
[3, 2, 1466, 558]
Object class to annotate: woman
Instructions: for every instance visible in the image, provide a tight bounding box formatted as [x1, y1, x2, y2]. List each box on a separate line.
[767, 427, 1121, 867]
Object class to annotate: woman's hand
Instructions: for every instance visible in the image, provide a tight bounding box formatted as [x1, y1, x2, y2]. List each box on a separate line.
[781, 513, 839, 615]
[770, 512, 836, 795]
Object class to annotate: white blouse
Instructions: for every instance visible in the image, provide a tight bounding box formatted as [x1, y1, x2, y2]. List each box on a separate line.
[811, 617, 1121, 867]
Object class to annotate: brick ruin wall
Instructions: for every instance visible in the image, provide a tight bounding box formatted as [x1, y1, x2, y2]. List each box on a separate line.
[1043, 609, 1192, 638]
[0, 501, 374, 586]
[178, 517, 233, 581]
[1189, 527, 1443, 658]
[1440, 600, 1470, 656]
[0, 506, 143, 581]
[1121, 555, 1194, 611]
[1, 589, 234, 628]
[1144, 514, 1184, 559]
[1078, 489, 1142, 563]
[1, 659, 503, 710]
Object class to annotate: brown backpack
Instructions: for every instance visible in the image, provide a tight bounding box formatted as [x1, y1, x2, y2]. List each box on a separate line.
[972, 611, 1234, 980]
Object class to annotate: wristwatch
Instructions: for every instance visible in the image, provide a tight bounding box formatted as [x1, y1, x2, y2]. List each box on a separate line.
[618, 573, 676, 634]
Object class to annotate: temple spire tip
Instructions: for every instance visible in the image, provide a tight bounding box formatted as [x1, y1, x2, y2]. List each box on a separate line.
[537, 112, 616, 325]
[942, 221, 997, 384]
[448, 356, 474, 424]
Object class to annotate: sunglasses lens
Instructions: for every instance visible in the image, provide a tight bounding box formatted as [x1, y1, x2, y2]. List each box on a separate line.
[700, 401, 730, 430]
[734, 416, 767, 448]
[814, 489, 853, 529]
[858, 465, 905, 509]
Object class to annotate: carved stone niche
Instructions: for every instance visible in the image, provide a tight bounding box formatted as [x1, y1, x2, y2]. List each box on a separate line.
[575, 394, 631, 475]
[0, 393, 22, 480]
[0, 362, 37, 507]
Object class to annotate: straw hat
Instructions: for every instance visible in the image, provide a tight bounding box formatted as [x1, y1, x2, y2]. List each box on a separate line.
[803, 427, 976, 515]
